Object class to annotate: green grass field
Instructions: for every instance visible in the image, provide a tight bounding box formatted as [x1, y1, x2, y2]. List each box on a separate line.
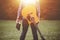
[0, 20, 60, 40]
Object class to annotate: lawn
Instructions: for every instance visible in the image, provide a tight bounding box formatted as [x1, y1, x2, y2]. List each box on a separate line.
[0, 20, 60, 40]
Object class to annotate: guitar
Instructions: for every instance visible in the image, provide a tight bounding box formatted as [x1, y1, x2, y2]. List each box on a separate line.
[21, 5, 39, 24]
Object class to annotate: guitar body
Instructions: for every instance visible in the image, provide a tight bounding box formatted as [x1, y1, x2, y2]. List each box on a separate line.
[22, 5, 39, 24]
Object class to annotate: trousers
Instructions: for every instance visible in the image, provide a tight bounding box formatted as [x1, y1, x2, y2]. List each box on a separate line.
[20, 19, 38, 40]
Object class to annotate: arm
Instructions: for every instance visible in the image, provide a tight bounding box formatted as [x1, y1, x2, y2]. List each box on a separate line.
[16, 1, 23, 24]
[36, 0, 40, 19]
[16, 1, 23, 30]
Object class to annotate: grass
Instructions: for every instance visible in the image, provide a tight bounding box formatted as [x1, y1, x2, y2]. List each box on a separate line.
[0, 20, 60, 40]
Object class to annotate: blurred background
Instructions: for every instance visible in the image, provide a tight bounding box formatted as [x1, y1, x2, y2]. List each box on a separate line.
[0, 0, 60, 20]
[0, 0, 60, 40]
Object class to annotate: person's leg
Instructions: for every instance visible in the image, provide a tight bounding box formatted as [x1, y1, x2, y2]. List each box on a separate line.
[30, 23, 38, 40]
[20, 19, 29, 40]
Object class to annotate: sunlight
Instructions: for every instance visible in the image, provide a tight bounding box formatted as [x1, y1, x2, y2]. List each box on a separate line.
[22, 0, 36, 5]
[15, 0, 20, 4]
[16, 0, 40, 5]
[15, 0, 44, 5]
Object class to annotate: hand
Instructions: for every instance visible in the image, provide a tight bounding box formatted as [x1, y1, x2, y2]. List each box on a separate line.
[16, 18, 21, 31]
[16, 23, 21, 31]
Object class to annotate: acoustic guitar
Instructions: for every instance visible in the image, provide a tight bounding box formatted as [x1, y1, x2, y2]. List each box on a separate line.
[22, 5, 39, 24]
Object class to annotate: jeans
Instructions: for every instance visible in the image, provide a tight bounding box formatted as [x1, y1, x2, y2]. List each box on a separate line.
[20, 19, 38, 40]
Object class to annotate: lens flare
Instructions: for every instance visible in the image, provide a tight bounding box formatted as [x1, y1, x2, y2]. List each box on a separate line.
[22, 0, 36, 5]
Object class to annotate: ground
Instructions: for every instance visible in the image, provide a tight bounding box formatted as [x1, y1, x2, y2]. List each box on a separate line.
[0, 20, 60, 40]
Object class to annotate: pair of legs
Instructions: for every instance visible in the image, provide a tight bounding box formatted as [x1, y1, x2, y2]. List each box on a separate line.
[20, 19, 38, 40]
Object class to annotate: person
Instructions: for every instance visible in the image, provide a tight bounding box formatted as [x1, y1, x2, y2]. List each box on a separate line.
[16, 0, 40, 40]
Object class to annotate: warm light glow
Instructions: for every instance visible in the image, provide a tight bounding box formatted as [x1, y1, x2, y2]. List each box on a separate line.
[14, 0, 20, 4]
[15, 0, 44, 5]
[22, 0, 36, 5]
